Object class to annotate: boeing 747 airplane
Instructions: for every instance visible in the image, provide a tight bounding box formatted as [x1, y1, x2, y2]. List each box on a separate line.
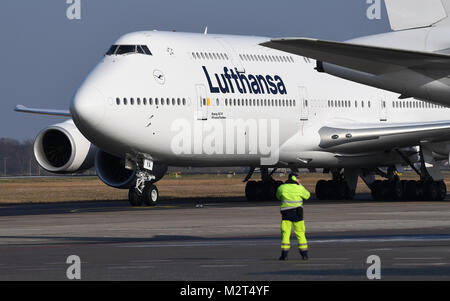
[16, 1, 450, 206]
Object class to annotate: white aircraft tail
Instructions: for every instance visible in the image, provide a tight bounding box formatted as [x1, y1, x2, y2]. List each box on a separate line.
[385, 0, 450, 31]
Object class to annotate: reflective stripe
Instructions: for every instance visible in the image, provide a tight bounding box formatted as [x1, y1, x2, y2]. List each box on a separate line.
[280, 200, 303, 210]
[282, 200, 303, 204]
[280, 205, 302, 211]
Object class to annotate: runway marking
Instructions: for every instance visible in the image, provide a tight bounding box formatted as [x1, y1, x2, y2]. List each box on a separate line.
[293, 263, 345, 267]
[312, 258, 350, 261]
[129, 260, 173, 263]
[107, 265, 155, 269]
[200, 264, 248, 268]
[117, 235, 450, 248]
[17, 267, 61, 271]
[70, 205, 178, 213]
[394, 257, 444, 260]
[393, 263, 448, 267]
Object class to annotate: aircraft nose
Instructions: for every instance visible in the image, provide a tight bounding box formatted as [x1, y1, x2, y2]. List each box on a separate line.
[70, 85, 106, 128]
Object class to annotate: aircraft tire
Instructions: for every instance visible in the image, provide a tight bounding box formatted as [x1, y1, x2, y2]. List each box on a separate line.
[142, 184, 159, 206]
[128, 187, 143, 206]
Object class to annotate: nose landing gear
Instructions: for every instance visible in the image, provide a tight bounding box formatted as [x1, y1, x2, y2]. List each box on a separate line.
[128, 169, 159, 206]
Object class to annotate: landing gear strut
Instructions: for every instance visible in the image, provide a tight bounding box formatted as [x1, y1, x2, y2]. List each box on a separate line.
[128, 169, 159, 206]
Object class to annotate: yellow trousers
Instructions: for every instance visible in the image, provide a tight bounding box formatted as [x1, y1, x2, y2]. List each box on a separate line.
[281, 220, 308, 251]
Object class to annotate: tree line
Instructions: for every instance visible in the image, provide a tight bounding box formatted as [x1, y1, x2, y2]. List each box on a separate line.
[0, 137, 248, 177]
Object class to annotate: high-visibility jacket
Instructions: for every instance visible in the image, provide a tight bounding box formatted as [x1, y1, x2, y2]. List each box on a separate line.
[276, 183, 310, 211]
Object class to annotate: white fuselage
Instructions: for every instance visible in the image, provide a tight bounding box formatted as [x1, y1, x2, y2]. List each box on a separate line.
[69, 31, 450, 169]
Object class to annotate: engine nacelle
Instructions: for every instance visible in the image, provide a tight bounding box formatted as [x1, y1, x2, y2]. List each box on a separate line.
[95, 150, 168, 189]
[95, 150, 136, 189]
[34, 120, 96, 173]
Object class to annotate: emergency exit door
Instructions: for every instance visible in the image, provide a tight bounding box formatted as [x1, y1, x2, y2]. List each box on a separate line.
[298, 86, 309, 121]
[196, 84, 208, 120]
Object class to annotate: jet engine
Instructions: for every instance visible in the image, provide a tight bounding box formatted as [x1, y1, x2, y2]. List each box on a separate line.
[34, 120, 96, 173]
[95, 150, 136, 189]
[95, 150, 168, 189]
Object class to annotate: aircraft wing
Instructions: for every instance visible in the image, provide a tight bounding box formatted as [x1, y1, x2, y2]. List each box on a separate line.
[14, 105, 71, 117]
[260, 38, 450, 75]
[318, 120, 450, 153]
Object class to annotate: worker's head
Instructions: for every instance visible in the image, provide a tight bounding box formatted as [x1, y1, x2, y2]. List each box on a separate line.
[287, 173, 300, 184]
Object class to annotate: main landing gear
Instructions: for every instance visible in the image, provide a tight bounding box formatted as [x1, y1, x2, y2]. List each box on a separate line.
[373, 147, 448, 201]
[128, 169, 159, 206]
[315, 170, 355, 200]
[371, 178, 446, 201]
[244, 167, 283, 201]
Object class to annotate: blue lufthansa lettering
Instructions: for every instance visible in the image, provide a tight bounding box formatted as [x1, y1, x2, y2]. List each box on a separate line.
[203, 66, 287, 95]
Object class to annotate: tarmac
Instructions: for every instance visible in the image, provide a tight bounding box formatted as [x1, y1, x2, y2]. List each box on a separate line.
[0, 194, 449, 280]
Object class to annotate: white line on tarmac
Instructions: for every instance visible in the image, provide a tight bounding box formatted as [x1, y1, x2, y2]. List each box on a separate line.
[394, 257, 444, 260]
[117, 235, 450, 248]
[107, 265, 155, 269]
[369, 248, 393, 251]
[200, 265, 248, 268]
[393, 263, 448, 266]
[293, 263, 345, 267]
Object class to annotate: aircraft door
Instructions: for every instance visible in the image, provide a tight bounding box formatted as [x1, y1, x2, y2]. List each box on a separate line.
[378, 89, 388, 122]
[196, 84, 209, 120]
[298, 86, 309, 121]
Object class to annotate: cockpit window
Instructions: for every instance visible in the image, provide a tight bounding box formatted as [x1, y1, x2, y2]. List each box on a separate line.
[106, 45, 152, 56]
[106, 45, 118, 55]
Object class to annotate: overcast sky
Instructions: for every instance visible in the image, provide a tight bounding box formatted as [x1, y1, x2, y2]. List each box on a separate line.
[0, 0, 391, 140]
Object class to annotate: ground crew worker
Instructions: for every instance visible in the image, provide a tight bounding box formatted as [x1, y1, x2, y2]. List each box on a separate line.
[276, 173, 310, 261]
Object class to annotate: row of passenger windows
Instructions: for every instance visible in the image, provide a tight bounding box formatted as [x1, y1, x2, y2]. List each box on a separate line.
[328, 100, 372, 108]
[393, 100, 445, 109]
[192, 52, 229, 60]
[116, 97, 187, 106]
[326, 99, 447, 109]
[239, 53, 294, 63]
[209, 98, 297, 107]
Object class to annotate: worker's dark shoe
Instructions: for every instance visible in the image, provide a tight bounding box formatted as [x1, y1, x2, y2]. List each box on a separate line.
[279, 250, 289, 261]
[300, 250, 309, 261]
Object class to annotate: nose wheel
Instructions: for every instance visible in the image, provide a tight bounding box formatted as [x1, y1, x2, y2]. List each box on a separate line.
[128, 183, 159, 206]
